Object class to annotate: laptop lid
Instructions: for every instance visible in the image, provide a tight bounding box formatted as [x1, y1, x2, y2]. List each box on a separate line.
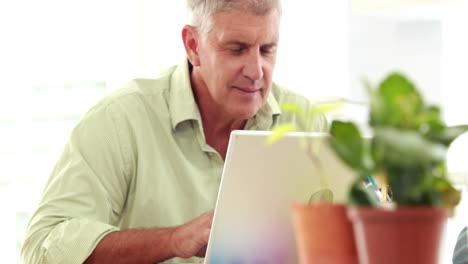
[204, 130, 356, 264]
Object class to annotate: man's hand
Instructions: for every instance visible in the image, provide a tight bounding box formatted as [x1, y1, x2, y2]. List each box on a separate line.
[83, 209, 214, 264]
[170, 209, 214, 258]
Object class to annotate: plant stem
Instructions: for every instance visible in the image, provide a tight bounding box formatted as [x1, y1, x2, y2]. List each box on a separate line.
[305, 139, 331, 200]
[376, 170, 388, 202]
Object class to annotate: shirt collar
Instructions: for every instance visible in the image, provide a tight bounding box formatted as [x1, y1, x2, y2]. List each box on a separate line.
[169, 59, 282, 131]
[169, 59, 202, 130]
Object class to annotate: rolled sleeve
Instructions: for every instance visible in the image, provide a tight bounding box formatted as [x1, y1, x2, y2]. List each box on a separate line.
[26, 218, 118, 264]
[21, 102, 130, 263]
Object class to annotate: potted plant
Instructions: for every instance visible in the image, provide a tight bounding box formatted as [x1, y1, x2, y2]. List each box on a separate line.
[328, 72, 468, 264]
[268, 102, 359, 264]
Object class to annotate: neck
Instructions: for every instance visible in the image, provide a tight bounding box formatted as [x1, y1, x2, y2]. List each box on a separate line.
[191, 70, 247, 160]
[197, 97, 246, 133]
[203, 118, 246, 161]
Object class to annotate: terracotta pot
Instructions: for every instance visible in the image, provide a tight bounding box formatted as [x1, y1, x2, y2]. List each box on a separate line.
[348, 207, 448, 264]
[291, 203, 358, 264]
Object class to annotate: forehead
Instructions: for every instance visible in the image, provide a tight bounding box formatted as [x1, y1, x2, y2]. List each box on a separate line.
[209, 9, 280, 44]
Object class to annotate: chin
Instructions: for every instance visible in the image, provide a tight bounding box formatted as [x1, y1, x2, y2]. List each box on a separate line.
[231, 106, 260, 120]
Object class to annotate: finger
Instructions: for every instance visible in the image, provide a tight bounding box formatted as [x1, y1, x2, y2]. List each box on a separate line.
[195, 245, 207, 257]
[203, 209, 215, 219]
[202, 228, 211, 241]
[200, 209, 215, 227]
[195, 229, 211, 257]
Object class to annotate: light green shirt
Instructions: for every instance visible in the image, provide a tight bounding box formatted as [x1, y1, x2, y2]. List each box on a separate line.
[21, 60, 327, 264]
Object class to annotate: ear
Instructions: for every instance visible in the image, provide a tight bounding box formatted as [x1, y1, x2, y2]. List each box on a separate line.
[182, 25, 201, 67]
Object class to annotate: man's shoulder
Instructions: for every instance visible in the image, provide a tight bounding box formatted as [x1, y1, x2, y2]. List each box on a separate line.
[81, 65, 179, 124]
[97, 66, 179, 109]
[110, 67, 177, 101]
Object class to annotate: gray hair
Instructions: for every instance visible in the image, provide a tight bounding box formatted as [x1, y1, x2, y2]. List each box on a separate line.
[187, 0, 282, 38]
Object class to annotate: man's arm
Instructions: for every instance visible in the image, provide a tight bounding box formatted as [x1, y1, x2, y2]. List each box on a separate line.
[21, 102, 212, 264]
[85, 210, 214, 264]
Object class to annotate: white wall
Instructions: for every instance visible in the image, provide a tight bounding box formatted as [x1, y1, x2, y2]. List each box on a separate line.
[275, 1, 350, 101]
[348, 16, 442, 127]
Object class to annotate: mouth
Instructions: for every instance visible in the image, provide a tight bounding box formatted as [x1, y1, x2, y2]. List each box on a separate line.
[233, 86, 261, 93]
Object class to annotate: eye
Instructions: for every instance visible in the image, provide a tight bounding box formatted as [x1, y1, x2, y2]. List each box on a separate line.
[228, 46, 244, 54]
[261, 46, 277, 55]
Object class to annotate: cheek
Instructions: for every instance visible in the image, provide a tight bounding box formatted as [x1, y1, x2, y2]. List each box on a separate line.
[221, 62, 243, 82]
[266, 57, 277, 73]
[210, 67, 233, 94]
[263, 65, 275, 83]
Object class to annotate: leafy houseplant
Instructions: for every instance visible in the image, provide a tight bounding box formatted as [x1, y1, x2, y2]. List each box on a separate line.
[269, 102, 359, 264]
[329, 72, 468, 264]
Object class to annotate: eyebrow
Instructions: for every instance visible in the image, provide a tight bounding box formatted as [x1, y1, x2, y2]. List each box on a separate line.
[222, 41, 278, 48]
[223, 41, 247, 47]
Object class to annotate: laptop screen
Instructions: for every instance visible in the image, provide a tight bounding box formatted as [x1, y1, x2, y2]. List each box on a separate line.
[204, 130, 356, 264]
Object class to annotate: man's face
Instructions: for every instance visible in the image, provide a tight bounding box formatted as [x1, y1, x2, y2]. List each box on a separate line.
[195, 9, 280, 120]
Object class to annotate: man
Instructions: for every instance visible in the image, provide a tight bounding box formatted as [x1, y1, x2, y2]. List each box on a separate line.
[21, 0, 326, 263]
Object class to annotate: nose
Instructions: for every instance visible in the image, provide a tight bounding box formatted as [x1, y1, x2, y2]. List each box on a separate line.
[242, 51, 264, 81]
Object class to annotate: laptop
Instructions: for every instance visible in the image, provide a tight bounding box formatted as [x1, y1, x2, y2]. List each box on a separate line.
[204, 130, 357, 264]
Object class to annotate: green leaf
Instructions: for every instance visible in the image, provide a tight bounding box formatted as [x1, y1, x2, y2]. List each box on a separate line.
[266, 123, 298, 144]
[347, 181, 379, 207]
[365, 78, 388, 128]
[433, 177, 462, 211]
[372, 127, 447, 168]
[417, 105, 442, 126]
[280, 102, 304, 117]
[426, 125, 468, 147]
[370, 73, 424, 129]
[392, 173, 461, 208]
[329, 121, 372, 172]
[308, 188, 334, 203]
[311, 101, 345, 114]
[386, 166, 428, 205]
